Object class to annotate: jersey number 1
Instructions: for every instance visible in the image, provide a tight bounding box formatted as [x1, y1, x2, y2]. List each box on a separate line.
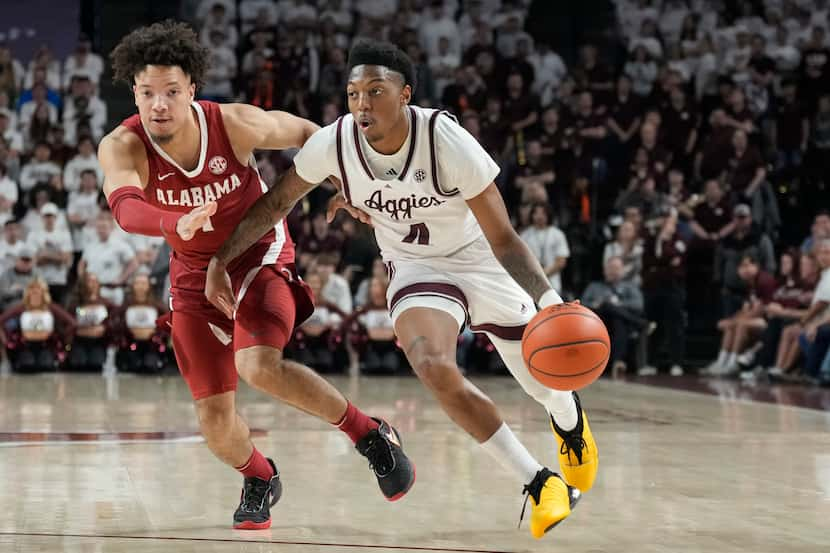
[402, 223, 429, 245]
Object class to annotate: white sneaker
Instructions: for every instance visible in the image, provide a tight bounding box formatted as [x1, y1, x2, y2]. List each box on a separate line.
[703, 360, 724, 376]
[669, 365, 684, 376]
[637, 365, 658, 376]
[736, 350, 756, 366]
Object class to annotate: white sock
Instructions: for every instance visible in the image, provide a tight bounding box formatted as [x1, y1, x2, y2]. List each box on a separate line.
[480, 423, 543, 484]
[724, 352, 737, 368]
[488, 334, 579, 431]
[716, 349, 728, 366]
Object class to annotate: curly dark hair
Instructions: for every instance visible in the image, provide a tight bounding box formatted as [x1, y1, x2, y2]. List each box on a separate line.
[110, 20, 209, 89]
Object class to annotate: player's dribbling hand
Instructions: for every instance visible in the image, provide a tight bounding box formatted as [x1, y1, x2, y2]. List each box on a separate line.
[326, 192, 372, 226]
[177, 201, 218, 241]
[205, 256, 235, 319]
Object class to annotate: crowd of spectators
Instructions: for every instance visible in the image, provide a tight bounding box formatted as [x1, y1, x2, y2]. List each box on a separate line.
[0, 0, 829, 384]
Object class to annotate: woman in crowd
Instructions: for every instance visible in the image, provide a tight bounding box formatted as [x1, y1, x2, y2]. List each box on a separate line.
[66, 271, 116, 372]
[117, 272, 168, 374]
[0, 277, 74, 372]
[603, 220, 643, 286]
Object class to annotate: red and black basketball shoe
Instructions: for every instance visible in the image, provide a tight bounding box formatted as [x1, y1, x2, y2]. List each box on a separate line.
[233, 458, 283, 529]
[355, 418, 415, 501]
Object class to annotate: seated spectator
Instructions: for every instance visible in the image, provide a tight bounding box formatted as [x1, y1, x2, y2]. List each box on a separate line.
[705, 254, 777, 375]
[725, 129, 778, 230]
[63, 136, 102, 192]
[22, 186, 69, 234]
[202, 30, 237, 102]
[0, 162, 18, 225]
[18, 83, 59, 136]
[288, 271, 346, 373]
[67, 170, 102, 252]
[354, 257, 387, 308]
[511, 140, 557, 207]
[0, 277, 74, 373]
[615, 171, 669, 227]
[28, 202, 73, 303]
[19, 141, 61, 196]
[63, 34, 104, 88]
[0, 111, 23, 158]
[0, 220, 26, 275]
[800, 210, 830, 255]
[63, 76, 107, 145]
[117, 272, 169, 374]
[582, 256, 650, 376]
[66, 272, 116, 372]
[749, 251, 819, 379]
[641, 212, 687, 376]
[200, 3, 239, 49]
[77, 212, 138, 305]
[0, 245, 40, 309]
[715, 203, 776, 317]
[603, 220, 643, 286]
[297, 211, 343, 271]
[519, 203, 569, 293]
[349, 276, 403, 374]
[312, 253, 352, 314]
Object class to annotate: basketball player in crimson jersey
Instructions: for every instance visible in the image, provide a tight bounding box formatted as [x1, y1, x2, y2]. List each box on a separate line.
[207, 40, 598, 539]
[98, 22, 414, 529]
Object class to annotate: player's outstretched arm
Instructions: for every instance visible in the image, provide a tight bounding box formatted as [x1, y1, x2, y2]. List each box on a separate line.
[221, 103, 319, 152]
[205, 166, 319, 318]
[99, 130, 216, 242]
[467, 183, 563, 309]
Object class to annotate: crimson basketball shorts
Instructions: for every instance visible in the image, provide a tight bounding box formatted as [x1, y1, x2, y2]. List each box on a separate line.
[171, 265, 313, 400]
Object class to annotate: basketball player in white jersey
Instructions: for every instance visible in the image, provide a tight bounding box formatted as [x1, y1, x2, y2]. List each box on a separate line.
[206, 40, 598, 539]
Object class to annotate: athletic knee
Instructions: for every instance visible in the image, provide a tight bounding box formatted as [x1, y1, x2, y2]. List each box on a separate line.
[236, 346, 284, 390]
[195, 398, 235, 441]
[410, 353, 461, 393]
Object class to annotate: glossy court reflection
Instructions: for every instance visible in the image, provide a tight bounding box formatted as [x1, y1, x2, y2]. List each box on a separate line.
[0, 374, 827, 553]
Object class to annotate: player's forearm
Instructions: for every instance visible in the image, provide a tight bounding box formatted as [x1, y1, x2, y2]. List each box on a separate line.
[214, 166, 315, 266]
[493, 235, 555, 305]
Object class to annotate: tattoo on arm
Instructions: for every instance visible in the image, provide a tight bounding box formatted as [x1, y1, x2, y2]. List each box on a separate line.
[215, 166, 317, 265]
[495, 240, 552, 305]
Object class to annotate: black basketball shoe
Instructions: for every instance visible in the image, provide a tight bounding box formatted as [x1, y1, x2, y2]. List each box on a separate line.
[355, 418, 416, 501]
[233, 458, 283, 529]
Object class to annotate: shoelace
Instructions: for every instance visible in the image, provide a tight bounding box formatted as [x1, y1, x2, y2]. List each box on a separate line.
[240, 479, 271, 512]
[559, 433, 587, 464]
[517, 477, 543, 529]
[363, 434, 394, 476]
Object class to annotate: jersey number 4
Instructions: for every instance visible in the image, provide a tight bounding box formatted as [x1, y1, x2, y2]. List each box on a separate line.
[402, 223, 430, 245]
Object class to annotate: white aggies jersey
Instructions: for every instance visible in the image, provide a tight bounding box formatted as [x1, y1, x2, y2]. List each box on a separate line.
[295, 106, 500, 262]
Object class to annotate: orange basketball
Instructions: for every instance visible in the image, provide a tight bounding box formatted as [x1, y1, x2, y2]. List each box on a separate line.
[521, 303, 610, 391]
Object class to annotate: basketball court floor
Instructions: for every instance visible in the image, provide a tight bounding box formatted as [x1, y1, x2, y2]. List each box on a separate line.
[0, 373, 827, 553]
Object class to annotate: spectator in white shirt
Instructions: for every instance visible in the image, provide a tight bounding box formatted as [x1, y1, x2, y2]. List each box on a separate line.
[63, 136, 102, 193]
[520, 203, 570, 293]
[0, 43, 25, 95]
[67, 170, 101, 252]
[624, 44, 659, 98]
[24, 47, 61, 92]
[196, 0, 235, 26]
[0, 162, 18, 226]
[63, 34, 104, 89]
[528, 42, 568, 107]
[21, 187, 68, 236]
[63, 75, 107, 144]
[239, 0, 278, 34]
[28, 202, 72, 303]
[314, 253, 353, 314]
[320, 0, 353, 32]
[429, 36, 461, 98]
[279, 0, 318, 27]
[0, 219, 26, 276]
[420, 0, 461, 58]
[0, 111, 23, 157]
[78, 212, 138, 305]
[19, 84, 59, 134]
[202, 30, 238, 102]
[200, 4, 239, 49]
[19, 142, 61, 195]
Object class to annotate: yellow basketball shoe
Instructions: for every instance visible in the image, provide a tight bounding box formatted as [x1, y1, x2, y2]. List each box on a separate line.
[520, 468, 581, 539]
[551, 392, 598, 492]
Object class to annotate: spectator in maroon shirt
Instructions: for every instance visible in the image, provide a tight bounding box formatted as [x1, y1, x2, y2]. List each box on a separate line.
[569, 91, 607, 158]
[607, 74, 642, 175]
[726, 129, 766, 199]
[441, 65, 488, 116]
[641, 212, 687, 375]
[723, 88, 756, 136]
[574, 43, 614, 108]
[798, 25, 830, 114]
[479, 96, 510, 158]
[298, 211, 344, 271]
[661, 88, 699, 173]
[772, 79, 809, 178]
[501, 72, 539, 134]
[697, 108, 735, 180]
[705, 254, 778, 375]
[638, 120, 671, 177]
[689, 179, 734, 246]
